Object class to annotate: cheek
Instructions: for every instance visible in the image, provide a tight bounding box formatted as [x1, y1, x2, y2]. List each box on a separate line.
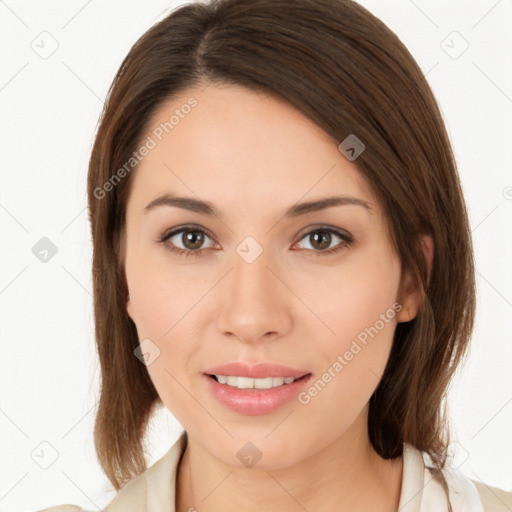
[124, 246, 202, 398]
[297, 247, 401, 404]
[309, 245, 401, 344]
[128, 274, 203, 376]
[129, 277, 202, 422]
[125, 238, 204, 336]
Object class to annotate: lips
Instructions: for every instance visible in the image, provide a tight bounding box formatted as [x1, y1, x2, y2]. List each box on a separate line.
[203, 362, 313, 415]
[203, 361, 310, 379]
[204, 371, 313, 415]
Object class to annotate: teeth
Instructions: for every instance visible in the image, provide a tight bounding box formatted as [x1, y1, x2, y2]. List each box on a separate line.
[213, 375, 298, 389]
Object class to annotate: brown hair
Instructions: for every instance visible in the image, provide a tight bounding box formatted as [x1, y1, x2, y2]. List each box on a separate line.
[87, 0, 475, 507]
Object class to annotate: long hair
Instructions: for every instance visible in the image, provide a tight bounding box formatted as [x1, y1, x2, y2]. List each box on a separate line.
[87, 1, 475, 506]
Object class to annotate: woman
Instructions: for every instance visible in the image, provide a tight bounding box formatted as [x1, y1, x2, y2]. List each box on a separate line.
[40, 0, 512, 510]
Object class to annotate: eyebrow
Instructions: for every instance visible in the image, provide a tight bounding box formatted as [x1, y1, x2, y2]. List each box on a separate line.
[144, 193, 373, 218]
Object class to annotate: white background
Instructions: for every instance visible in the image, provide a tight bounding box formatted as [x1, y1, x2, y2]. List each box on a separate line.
[0, 0, 511, 510]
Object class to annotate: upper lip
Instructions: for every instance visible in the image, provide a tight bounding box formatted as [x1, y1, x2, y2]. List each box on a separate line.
[204, 362, 310, 379]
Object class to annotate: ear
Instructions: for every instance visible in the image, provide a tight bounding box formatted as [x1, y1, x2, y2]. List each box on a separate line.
[396, 234, 434, 323]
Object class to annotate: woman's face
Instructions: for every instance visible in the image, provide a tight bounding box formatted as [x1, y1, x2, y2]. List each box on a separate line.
[123, 83, 416, 468]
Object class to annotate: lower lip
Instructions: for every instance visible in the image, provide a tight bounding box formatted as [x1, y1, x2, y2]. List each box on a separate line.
[204, 374, 312, 415]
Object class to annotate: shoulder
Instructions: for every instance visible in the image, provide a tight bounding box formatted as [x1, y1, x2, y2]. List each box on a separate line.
[425, 454, 512, 512]
[436, 457, 512, 511]
[404, 443, 512, 512]
[471, 480, 512, 512]
[105, 431, 188, 511]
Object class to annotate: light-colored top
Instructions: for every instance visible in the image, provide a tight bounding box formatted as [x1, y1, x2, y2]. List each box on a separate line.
[38, 431, 512, 512]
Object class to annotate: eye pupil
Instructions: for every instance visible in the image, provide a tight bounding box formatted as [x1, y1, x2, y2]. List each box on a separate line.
[183, 230, 204, 250]
[311, 231, 331, 250]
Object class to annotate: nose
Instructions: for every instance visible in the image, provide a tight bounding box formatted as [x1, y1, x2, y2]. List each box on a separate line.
[216, 247, 293, 345]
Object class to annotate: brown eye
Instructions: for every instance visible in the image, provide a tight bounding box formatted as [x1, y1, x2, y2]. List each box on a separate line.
[159, 227, 216, 257]
[295, 227, 353, 254]
[180, 230, 205, 250]
[308, 231, 333, 251]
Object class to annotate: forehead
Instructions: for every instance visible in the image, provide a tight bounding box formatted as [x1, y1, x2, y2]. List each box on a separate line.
[127, 83, 378, 214]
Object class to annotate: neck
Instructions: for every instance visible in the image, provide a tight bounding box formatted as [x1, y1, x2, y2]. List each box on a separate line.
[176, 410, 403, 512]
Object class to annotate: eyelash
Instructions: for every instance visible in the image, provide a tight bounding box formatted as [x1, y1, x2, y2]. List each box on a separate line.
[156, 225, 354, 258]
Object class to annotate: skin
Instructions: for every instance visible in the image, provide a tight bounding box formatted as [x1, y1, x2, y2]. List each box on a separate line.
[124, 83, 433, 512]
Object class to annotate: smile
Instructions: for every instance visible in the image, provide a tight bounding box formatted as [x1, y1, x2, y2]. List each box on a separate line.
[209, 374, 301, 389]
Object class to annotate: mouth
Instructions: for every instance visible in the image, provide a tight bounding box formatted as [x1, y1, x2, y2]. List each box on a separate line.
[206, 373, 311, 390]
[204, 372, 313, 415]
